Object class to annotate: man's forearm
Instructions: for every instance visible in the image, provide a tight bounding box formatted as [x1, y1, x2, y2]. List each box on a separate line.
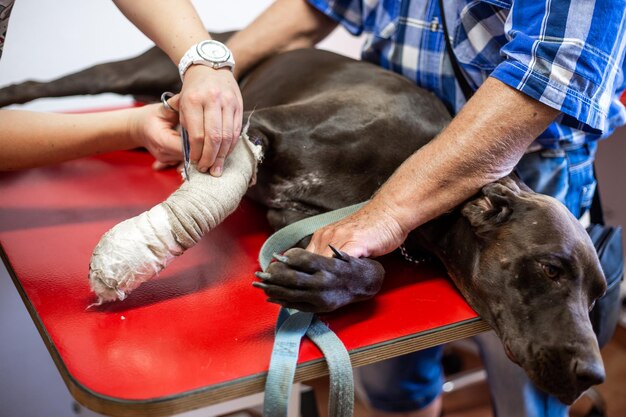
[371, 77, 560, 235]
[227, 0, 337, 79]
[113, 0, 210, 63]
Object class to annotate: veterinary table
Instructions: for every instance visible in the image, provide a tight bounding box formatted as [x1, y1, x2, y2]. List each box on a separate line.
[0, 148, 490, 416]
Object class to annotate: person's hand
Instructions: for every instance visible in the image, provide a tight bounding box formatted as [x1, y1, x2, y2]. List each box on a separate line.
[129, 99, 183, 170]
[178, 65, 243, 176]
[253, 200, 409, 312]
[306, 202, 409, 259]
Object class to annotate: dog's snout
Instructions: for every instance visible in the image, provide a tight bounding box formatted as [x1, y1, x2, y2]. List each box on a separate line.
[529, 341, 606, 404]
[572, 358, 605, 389]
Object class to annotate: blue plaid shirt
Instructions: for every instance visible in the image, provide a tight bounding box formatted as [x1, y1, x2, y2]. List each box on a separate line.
[308, 0, 626, 149]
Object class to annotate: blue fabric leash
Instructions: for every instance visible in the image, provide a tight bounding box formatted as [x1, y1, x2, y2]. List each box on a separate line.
[263, 309, 314, 417]
[259, 202, 366, 417]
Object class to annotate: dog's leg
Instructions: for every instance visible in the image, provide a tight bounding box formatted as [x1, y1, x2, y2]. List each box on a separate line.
[0, 47, 181, 107]
[88, 135, 262, 304]
[260, 196, 386, 313]
[255, 247, 385, 312]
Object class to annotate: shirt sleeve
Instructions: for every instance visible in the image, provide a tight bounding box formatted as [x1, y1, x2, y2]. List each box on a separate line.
[307, 0, 364, 36]
[489, 0, 626, 134]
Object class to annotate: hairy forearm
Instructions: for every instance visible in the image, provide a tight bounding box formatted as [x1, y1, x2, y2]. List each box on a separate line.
[0, 109, 138, 170]
[112, 0, 210, 63]
[372, 77, 560, 234]
[227, 0, 337, 78]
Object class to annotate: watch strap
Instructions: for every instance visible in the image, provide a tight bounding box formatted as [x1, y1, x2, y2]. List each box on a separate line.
[178, 40, 235, 81]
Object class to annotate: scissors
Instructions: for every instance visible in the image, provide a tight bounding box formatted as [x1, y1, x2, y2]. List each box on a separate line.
[161, 91, 191, 181]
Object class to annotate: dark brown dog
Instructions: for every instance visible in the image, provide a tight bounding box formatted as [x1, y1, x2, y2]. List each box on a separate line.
[0, 42, 607, 405]
[239, 49, 606, 404]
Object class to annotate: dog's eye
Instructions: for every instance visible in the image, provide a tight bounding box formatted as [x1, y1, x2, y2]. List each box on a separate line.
[540, 263, 560, 280]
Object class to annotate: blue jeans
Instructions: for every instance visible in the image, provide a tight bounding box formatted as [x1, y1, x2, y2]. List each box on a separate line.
[358, 142, 598, 416]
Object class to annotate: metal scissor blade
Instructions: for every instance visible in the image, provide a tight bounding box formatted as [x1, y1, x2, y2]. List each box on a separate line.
[181, 127, 191, 181]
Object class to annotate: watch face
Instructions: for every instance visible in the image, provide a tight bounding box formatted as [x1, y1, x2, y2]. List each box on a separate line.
[197, 41, 229, 63]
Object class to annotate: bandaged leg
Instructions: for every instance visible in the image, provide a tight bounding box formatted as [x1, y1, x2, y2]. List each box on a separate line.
[89, 134, 262, 304]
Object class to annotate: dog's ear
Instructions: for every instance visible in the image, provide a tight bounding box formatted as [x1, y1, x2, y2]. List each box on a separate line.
[461, 178, 521, 237]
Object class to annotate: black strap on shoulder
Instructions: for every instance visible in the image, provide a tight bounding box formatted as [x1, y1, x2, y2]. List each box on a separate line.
[590, 165, 605, 225]
[438, 0, 474, 101]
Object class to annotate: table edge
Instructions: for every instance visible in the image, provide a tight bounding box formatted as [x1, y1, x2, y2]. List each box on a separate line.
[1, 243, 490, 417]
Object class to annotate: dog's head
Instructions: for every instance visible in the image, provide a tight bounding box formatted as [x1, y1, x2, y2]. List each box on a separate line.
[459, 176, 607, 404]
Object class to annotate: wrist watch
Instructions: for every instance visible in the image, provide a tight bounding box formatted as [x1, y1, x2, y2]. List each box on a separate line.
[178, 40, 235, 80]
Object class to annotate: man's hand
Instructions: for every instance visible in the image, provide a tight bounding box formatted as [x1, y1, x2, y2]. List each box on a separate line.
[254, 248, 385, 313]
[306, 201, 409, 259]
[179, 65, 243, 176]
[129, 101, 183, 170]
[251, 201, 408, 313]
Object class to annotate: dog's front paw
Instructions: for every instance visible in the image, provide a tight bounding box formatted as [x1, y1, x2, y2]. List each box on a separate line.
[253, 247, 385, 313]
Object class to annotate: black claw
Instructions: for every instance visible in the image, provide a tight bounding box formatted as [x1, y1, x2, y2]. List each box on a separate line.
[328, 244, 346, 261]
[252, 281, 268, 290]
[255, 271, 272, 280]
[272, 252, 289, 263]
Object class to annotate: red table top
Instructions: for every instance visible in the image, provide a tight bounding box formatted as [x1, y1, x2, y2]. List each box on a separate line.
[0, 150, 486, 416]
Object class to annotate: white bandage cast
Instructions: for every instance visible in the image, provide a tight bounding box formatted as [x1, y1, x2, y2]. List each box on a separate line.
[89, 132, 262, 305]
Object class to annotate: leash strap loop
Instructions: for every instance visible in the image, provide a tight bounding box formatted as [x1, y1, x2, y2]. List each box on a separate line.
[307, 318, 354, 417]
[260, 202, 365, 416]
[263, 310, 314, 417]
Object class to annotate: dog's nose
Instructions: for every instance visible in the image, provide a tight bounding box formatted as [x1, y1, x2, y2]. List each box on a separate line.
[572, 358, 605, 389]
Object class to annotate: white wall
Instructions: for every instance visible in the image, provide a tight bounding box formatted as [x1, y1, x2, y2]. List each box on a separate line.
[0, 0, 362, 112]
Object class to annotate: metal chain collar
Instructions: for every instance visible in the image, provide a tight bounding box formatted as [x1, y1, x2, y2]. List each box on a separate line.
[399, 244, 430, 265]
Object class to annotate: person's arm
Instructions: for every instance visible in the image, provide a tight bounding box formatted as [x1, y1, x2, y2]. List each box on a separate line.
[112, 0, 241, 176]
[112, 0, 209, 63]
[306, 77, 560, 258]
[0, 103, 181, 171]
[227, 0, 338, 79]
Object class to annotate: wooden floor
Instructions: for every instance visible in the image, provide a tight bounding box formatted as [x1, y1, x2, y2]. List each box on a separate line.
[302, 320, 626, 417]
